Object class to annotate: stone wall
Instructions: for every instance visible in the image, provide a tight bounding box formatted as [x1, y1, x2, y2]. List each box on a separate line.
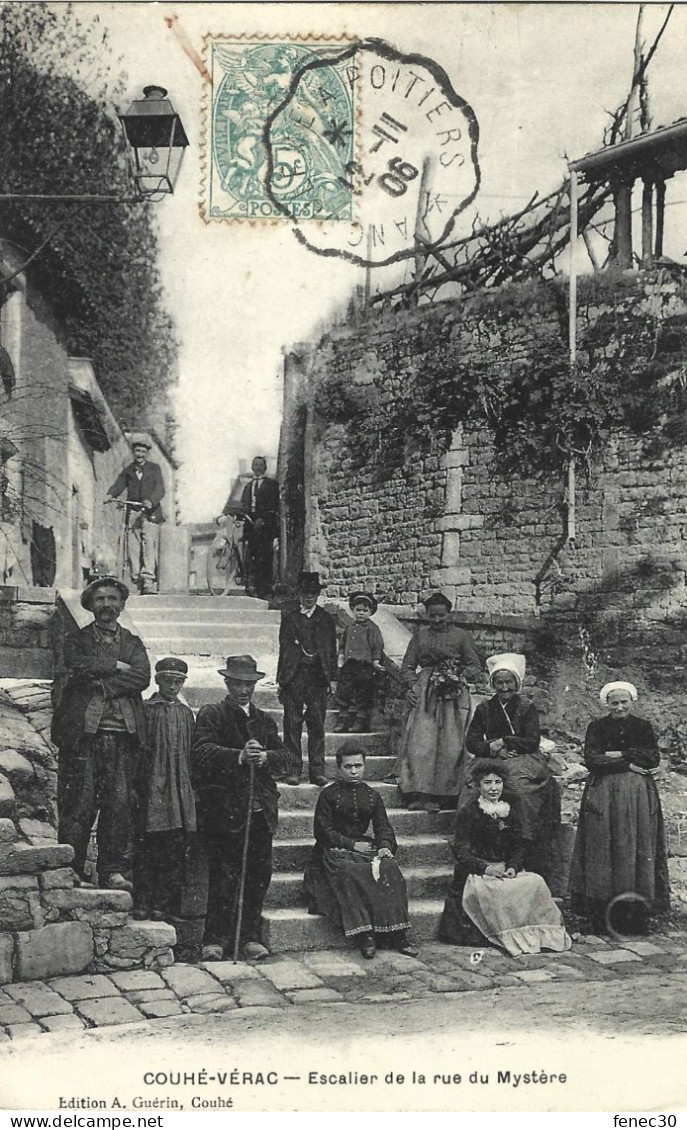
[303, 273, 687, 615]
[0, 587, 54, 679]
[1, 251, 178, 591]
[298, 274, 687, 714]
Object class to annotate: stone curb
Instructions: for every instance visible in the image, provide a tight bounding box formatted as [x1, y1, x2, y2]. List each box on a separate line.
[1, 932, 686, 1041]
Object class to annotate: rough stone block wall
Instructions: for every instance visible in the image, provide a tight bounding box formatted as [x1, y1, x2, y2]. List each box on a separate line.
[305, 274, 687, 619]
[0, 590, 54, 679]
[312, 422, 446, 601]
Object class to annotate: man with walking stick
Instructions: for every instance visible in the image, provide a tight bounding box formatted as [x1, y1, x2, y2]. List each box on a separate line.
[191, 655, 293, 961]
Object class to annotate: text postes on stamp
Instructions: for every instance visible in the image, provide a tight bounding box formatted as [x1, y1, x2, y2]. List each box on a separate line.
[203, 36, 357, 222]
[264, 39, 480, 268]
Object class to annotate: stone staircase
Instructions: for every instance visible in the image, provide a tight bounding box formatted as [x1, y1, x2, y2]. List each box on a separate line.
[127, 593, 281, 682]
[125, 593, 453, 954]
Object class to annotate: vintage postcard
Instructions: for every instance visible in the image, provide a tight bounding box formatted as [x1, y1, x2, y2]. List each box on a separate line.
[1, 0, 686, 1119]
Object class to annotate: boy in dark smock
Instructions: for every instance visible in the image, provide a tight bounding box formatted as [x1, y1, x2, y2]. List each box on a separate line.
[334, 591, 385, 733]
[136, 657, 196, 921]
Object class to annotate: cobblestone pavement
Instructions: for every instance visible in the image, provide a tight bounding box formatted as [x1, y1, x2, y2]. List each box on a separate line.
[2, 929, 687, 1041]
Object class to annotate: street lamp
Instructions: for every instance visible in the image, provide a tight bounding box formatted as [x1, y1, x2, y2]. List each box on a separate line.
[0, 86, 189, 205]
[119, 86, 189, 199]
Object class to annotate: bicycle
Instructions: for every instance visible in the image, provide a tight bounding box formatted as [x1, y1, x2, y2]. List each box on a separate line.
[207, 512, 250, 596]
[103, 498, 148, 591]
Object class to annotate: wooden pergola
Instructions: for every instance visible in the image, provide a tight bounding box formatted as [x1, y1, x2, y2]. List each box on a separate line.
[568, 118, 687, 367]
[564, 120, 687, 544]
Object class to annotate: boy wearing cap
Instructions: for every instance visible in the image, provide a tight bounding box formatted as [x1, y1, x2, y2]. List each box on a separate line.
[135, 657, 196, 922]
[191, 655, 293, 961]
[106, 436, 165, 594]
[334, 592, 385, 733]
[51, 576, 150, 891]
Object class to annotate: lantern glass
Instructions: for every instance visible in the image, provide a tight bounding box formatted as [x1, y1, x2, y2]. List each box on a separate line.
[119, 86, 189, 197]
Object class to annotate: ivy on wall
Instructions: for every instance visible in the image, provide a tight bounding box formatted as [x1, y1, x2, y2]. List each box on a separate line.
[314, 272, 687, 480]
[0, 4, 178, 425]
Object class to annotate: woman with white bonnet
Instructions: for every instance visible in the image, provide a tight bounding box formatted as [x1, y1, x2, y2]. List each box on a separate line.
[466, 653, 561, 884]
[569, 680, 670, 935]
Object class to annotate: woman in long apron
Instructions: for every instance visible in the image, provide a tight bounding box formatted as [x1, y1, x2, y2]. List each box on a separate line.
[396, 592, 481, 813]
[569, 681, 670, 935]
[466, 652, 560, 883]
[438, 759, 571, 956]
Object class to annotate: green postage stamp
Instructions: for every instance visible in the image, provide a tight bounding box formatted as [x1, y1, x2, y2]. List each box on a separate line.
[203, 36, 357, 221]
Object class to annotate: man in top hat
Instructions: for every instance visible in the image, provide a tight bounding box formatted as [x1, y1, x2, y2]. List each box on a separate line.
[236, 455, 279, 599]
[135, 657, 196, 922]
[191, 654, 293, 961]
[334, 591, 385, 734]
[51, 576, 151, 891]
[277, 571, 338, 786]
[106, 435, 165, 594]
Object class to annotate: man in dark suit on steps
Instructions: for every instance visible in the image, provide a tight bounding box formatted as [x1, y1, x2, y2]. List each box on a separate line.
[239, 455, 279, 599]
[277, 571, 337, 787]
[191, 654, 293, 961]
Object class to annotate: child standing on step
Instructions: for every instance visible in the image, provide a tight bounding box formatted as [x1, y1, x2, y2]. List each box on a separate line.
[134, 657, 196, 922]
[334, 592, 385, 734]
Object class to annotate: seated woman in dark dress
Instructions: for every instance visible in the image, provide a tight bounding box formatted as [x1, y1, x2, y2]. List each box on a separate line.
[304, 741, 419, 959]
[569, 681, 670, 935]
[438, 759, 571, 956]
[466, 652, 561, 883]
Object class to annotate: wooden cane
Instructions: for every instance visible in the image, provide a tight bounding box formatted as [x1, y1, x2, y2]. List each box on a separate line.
[233, 761, 256, 962]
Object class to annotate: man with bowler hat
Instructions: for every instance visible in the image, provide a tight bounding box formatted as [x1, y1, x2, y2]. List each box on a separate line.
[106, 434, 165, 594]
[191, 655, 292, 961]
[277, 571, 337, 787]
[51, 576, 150, 891]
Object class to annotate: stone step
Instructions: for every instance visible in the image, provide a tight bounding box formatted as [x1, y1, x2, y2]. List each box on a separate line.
[272, 834, 453, 869]
[185, 685, 283, 710]
[261, 897, 446, 952]
[129, 595, 269, 611]
[139, 634, 279, 655]
[263, 707, 370, 726]
[127, 610, 280, 626]
[140, 622, 280, 640]
[276, 781, 400, 810]
[276, 753, 393, 779]
[277, 806, 454, 837]
[264, 865, 454, 909]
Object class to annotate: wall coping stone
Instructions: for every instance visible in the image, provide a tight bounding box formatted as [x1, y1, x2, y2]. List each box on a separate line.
[381, 604, 541, 633]
[0, 588, 56, 606]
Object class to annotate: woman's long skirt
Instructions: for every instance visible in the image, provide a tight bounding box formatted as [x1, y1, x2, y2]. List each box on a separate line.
[569, 772, 670, 918]
[397, 669, 470, 800]
[304, 848, 411, 938]
[462, 872, 572, 956]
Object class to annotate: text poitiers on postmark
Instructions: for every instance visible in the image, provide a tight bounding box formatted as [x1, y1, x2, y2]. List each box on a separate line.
[265, 39, 481, 266]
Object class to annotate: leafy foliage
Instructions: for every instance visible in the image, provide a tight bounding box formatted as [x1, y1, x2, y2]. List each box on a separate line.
[315, 275, 687, 481]
[0, 3, 178, 425]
